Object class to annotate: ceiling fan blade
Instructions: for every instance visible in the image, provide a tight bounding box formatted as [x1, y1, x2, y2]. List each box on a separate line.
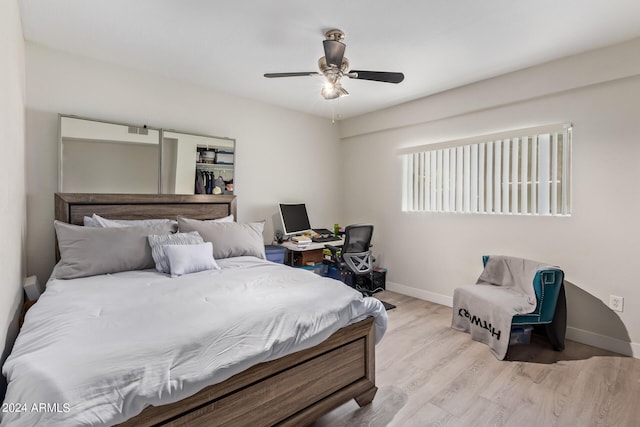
[264, 72, 321, 78]
[323, 39, 346, 67]
[348, 70, 405, 84]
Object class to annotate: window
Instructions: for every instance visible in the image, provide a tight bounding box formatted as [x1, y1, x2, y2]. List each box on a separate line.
[401, 124, 572, 216]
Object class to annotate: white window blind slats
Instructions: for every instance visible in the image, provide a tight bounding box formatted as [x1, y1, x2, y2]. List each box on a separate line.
[502, 140, 510, 214]
[520, 136, 528, 214]
[470, 144, 478, 213]
[402, 125, 571, 216]
[538, 134, 550, 215]
[443, 149, 450, 212]
[449, 148, 456, 212]
[561, 128, 571, 215]
[456, 146, 463, 213]
[405, 154, 418, 211]
[494, 140, 502, 214]
[430, 152, 437, 211]
[530, 137, 538, 214]
[436, 150, 443, 212]
[421, 152, 426, 211]
[486, 141, 493, 213]
[511, 138, 519, 214]
[478, 143, 485, 213]
[463, 145, 470, 212]
[551, 134, 558, 216]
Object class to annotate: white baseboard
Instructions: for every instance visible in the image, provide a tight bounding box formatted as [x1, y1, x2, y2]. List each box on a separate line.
[386, 281, 639, 359]
[386, 281, 453, 307]
[566, 327, 639, 358]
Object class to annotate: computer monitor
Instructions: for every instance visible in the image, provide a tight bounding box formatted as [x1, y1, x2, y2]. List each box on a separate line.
[278, 203, 312, 236]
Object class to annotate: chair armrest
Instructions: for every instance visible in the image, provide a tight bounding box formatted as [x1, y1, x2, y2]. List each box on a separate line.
[533, 268, 564, 323]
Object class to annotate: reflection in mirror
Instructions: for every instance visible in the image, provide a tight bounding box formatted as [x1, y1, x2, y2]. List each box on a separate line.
[162, 131, 235, 195]
[59, 116, 161, 193]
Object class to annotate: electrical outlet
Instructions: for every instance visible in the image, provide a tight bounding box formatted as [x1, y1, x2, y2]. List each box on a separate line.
[609, 295, 624, 312]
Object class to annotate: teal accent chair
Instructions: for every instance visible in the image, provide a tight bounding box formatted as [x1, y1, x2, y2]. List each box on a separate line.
[482, 256, 567, 351]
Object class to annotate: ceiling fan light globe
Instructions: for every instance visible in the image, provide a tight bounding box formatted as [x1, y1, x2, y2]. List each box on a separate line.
[321, 84, 339, 100]
[321, 82, 348, 100]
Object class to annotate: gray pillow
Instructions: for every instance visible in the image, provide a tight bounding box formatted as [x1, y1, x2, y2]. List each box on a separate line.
[148, 231, 204, 274]
[53, 221, 175, 279]
[177, 217, 266, 260]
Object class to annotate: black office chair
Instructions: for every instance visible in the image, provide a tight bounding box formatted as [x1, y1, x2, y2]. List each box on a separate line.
[325, 224, 395, 310]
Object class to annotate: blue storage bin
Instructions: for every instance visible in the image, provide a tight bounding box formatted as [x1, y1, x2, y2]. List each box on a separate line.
[326, 266, 342, 281]
[510, 325, 533, 345]
[264, 245, 286, 264]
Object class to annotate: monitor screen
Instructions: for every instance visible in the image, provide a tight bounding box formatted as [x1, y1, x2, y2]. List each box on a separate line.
[278, 203, 312, 236]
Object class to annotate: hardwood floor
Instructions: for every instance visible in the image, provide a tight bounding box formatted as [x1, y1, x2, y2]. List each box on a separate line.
[313, 291, 640, 427]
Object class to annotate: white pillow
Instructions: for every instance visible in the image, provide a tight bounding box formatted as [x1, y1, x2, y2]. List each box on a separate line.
[148, 231, 204, 273]
[83, 216, 99, 227]
[164, 242, 220, 278]
[86, 214, 179, 232]
[214, 214, 235, 223]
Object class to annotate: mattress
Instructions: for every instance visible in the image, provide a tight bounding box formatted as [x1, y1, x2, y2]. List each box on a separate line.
[1, 256, 387, 426]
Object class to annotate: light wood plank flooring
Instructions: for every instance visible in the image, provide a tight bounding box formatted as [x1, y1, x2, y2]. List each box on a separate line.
[313, 291, 640, 427]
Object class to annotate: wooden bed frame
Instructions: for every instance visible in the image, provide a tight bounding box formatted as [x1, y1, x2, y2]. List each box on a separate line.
[54, 193, 378, 426]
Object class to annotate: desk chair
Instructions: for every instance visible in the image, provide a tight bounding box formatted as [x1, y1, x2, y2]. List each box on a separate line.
[324, 224, 395, 310]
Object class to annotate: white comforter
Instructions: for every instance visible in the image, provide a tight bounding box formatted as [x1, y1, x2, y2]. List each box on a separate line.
[1, 256, 387, 426]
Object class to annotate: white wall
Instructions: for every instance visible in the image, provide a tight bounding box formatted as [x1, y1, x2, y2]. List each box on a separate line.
[25, 43, 342, 285]
[0, 0, 26, 393]
[339, 38, 640, 357]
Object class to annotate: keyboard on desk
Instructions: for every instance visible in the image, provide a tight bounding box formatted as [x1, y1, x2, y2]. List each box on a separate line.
[311, 235, 341, 243]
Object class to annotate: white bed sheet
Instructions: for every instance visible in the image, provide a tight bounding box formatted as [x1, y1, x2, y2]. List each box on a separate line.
[1, 256, 387, 426]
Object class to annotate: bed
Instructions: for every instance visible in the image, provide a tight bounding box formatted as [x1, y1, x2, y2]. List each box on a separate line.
[1, 193, 386, 426]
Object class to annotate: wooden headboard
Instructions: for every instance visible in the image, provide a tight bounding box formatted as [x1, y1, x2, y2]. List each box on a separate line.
[54, 193, 237, 260]
[54, 193, 237, 225]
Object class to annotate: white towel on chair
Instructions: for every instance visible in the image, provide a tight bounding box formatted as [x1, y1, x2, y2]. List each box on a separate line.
[451, 256, 548, 359]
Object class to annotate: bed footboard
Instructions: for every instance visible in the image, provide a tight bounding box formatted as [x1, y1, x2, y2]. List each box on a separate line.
[118, 317, 376, 427]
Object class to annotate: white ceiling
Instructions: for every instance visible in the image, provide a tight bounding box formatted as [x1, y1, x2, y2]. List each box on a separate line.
[18, 0, 640, 120]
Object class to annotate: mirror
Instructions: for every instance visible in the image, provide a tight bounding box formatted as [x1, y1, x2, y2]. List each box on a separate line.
[59, 115, 235, 195]
[59, 116, 161, 193]
[162, 131, 235, 195]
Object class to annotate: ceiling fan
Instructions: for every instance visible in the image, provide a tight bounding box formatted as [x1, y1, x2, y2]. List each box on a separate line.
[264, 29, 405, 100]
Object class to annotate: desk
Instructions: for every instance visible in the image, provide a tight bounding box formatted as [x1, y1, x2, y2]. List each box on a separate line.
[279, 238, 344, 267]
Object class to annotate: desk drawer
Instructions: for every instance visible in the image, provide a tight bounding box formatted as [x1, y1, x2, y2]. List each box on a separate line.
[291, 249, 324, 266]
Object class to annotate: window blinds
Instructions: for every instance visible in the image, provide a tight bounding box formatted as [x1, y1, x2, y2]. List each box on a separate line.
[401, 124, 572, 216]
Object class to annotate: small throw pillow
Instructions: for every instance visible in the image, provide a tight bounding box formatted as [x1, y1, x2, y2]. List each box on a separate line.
[177, 216, 266, 260]
[164, 242, 219, 278]
[148, 231, 204, 273]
